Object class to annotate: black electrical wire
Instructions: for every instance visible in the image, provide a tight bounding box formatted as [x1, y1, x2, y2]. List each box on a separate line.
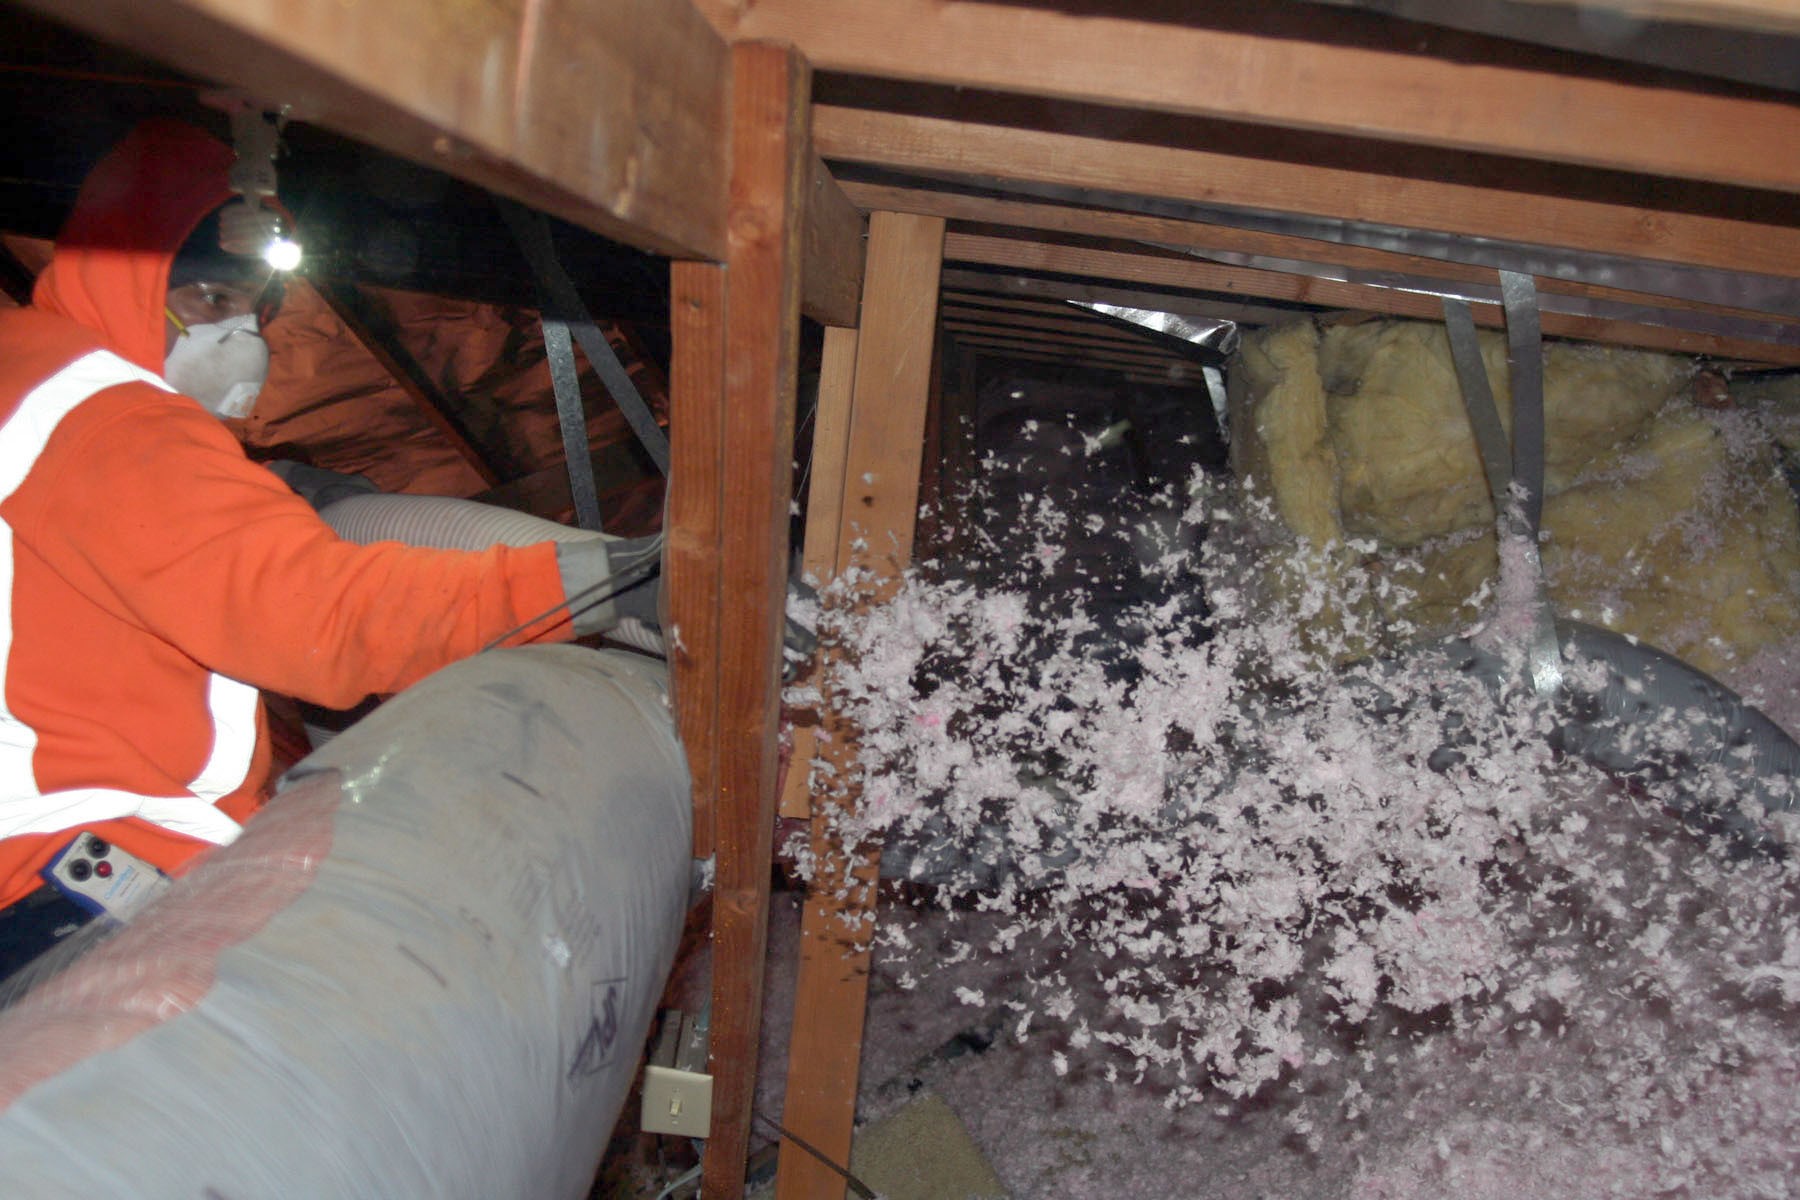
[752, 1110, 878, 1200]
[478, 533, 665, 653]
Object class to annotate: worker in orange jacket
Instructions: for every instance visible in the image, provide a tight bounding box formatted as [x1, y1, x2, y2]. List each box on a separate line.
[0, 120, 656, 978]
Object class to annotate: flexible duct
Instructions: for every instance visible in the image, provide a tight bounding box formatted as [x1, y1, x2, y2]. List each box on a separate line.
[0, 646, 690, 1198]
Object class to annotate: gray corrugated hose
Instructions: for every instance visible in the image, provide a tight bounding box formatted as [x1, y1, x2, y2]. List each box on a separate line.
[0, 646, 691, 1198]
[316, 491, 666, 657]
[295, 492, 665, 751]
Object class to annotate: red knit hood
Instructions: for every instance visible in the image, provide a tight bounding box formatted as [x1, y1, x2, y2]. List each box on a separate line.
[33, 120, 236, 373]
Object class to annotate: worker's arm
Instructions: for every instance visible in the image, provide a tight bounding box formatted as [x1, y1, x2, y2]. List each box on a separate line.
[13, 386, 574, 709]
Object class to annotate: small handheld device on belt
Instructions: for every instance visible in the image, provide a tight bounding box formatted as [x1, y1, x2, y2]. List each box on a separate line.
[41, 832, 171, 921]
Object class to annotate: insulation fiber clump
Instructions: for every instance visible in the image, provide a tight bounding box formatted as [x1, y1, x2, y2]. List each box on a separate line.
[790, 382, 1800, 1196]
[1228, 318, 1800, 676]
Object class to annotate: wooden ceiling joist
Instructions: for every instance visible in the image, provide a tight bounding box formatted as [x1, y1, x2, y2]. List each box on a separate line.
[817, 107, 1800, 282]
[951, 338, 1203, 384]
[954, 344, 1188, 387]
[1522, 0, 1800, 36]
[800, 156, 866, 327]
[26, 0, 733, 260]
[855, 181, 1800, 329]
[939, 307, 1208, 360]
[941, 324, 1194, 371]
[946, 231, 1800, 364]
[941, 273, 1321, 329]
[699, 0, 1800, 193]
[950, 331, 1200, 373]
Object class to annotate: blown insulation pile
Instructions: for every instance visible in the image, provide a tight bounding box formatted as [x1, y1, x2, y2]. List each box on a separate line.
[782, 335, 1800, 1198]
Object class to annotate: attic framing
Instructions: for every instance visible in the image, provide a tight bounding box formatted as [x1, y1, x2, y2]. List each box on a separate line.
[23, 0, 1800, 1197]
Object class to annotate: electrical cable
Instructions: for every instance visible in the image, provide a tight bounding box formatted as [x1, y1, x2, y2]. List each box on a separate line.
[752, 1110, 878, 1199]
[479, 532, 665, 653]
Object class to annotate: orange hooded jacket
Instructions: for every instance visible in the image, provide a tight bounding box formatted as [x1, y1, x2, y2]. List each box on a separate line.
[0, 120, 571, 908]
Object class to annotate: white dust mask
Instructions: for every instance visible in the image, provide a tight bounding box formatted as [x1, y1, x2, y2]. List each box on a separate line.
[164, 312, 270, 419]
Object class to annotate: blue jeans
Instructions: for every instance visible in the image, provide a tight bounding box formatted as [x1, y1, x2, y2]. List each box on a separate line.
[0, 885, 94, 987]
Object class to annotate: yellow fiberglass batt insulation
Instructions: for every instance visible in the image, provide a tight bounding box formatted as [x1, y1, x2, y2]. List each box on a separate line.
[1225, 317, 1800, 678]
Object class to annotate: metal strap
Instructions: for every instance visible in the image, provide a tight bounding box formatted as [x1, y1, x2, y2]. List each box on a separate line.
[1501, 271, 1546, 536]
[1442, 283, 1562, 696]
[498, 201, 673, 476]
[542, 317, 604, 532]
[1440, 297, 1512, 513]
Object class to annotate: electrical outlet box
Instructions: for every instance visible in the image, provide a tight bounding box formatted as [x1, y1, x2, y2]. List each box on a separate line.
[642, 1009, 712, 1138]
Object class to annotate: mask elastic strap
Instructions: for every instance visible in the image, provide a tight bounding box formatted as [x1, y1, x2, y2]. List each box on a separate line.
[165, 307, 189, 338]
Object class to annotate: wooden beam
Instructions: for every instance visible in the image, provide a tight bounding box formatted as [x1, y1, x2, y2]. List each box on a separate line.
[30, 0, 731, 260]
[779, 326, 860, 822]
[951, 333, 1204, 377]
[944, 231, 1800, 365]
[704, 0, 1800, 193]
[816, 106, 1800, 282]
[962, 344, 1178, 385]
[942, 321, 1194, 367]
[667, 262, 727, 863]
[802, 159, 867, 328]
[701, 41, 811, 1200]
[942, 270, 1320, 328]
[947, 291, 1250, 339]
[778, 211, 945, 1200]
[1518, 0, 1800, 35]
[310, 280, 509, 486]
[940, 304, 1208, 351]
[853, 182, 1800, 329]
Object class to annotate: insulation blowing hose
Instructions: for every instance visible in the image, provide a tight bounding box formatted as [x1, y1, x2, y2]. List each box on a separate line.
[316, 492, 666, 656]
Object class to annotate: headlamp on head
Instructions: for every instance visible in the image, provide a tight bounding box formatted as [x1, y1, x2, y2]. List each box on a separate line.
[217, 201, 301, 271]
[218, 103, 301, 272]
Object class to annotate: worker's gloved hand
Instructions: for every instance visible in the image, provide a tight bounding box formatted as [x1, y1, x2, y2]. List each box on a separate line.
[555, 535, 661, 637]
[267, 460, 382, 512]
[557, 535, 820, 664]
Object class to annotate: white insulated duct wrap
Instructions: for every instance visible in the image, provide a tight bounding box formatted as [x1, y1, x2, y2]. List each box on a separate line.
[0, 645, 690, 1199]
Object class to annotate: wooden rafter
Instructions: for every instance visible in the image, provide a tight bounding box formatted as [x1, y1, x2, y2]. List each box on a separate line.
[951, 333, 1203, 377]
[955, 342, 1184, 387]
[817, 107, 1800, 281]
[941, 303, 1192, 345]
[944, 231, 1800, 365]
[943, 274, 1318, 329]
[853, 182, 1800, 329]
[801, 159, 867, 327]
[693, 41, 812, 1200]
[940, 318, 1196, 366]
[28, 0, 732, 260]
[778, 210, 946, 1200]
[1519, 0, 1800, 35]
[699, 0, 1800, 192]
